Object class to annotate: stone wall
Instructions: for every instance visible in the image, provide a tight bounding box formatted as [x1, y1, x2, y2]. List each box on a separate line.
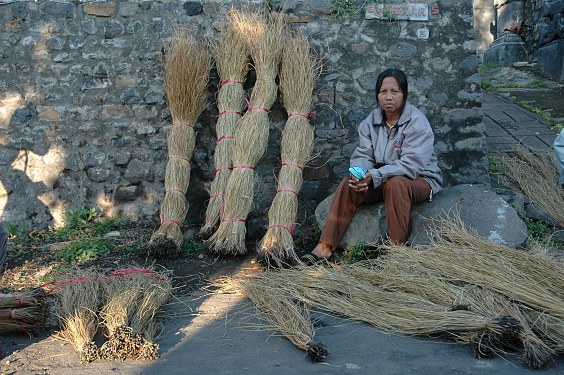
[0, 0, 486, 239]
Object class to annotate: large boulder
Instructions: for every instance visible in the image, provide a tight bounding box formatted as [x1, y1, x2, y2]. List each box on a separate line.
[314, 184, 528, 249]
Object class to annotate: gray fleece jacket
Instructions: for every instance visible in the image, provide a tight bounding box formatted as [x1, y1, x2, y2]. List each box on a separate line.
[350, 101, 443, 197]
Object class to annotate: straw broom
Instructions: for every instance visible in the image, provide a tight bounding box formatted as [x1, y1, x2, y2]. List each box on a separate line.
[450, 286, 555, 369]
[99, 268, 172, 361]
[50, 271, 101, 363]
[217, 267, 522, 358]
[220, 273, 328, 362]
[0, 288, 48, 335]
[149, 28, 211, 257]
[200, 18, 250, 239]
[497, 145, 564, 227]
[207, 10, 286, 255]
[257, 32, 321, 267]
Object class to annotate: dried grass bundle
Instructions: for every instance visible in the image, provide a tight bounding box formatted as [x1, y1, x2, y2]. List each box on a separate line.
[99, 268, 172, 361]
[0, 288, 49, 335]
[207, 11, 286, 255]
[149, 27, 211, 256]
[51, 271, 101, 363]
[257, 32, 321, 267]
[519, 306, 564, 354]
[497, 145, 564, 226]
[200, 18, 249, 238]
[451, 286, 555, 369]
[226, 274, 328, 362]
[217, 267, 522, 360]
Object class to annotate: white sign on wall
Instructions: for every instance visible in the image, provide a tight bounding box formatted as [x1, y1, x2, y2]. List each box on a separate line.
[366, 3, 429, 21]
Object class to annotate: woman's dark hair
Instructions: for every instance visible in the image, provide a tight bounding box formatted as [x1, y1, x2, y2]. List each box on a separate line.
[375, 68, 408, 114]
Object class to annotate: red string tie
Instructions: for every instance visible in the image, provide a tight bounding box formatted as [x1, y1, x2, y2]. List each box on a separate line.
[161, 218, 181, 227]
[169, 155, 190, 162]
[18, 295, 23, 307]
[233, 165, 254, 170]
[216, 110, 242, 118]
[210, 193, 225, 198]
[268, 224, 294, 235]
[8, 309, 13, 319]
[220, 79, 242, 86]
[213, 167, 232, 177]
[43, 277, 91, 295]
[281, 162, 304, 170]
[245, 98, 269, 113]
[277, 188, 298, 196]
[166, 188, 183, 194]
[108, 268, 165, 281]
[216, 135, 234, 144]
[222, 218, 246, 223]
[173, 121, 193, 128]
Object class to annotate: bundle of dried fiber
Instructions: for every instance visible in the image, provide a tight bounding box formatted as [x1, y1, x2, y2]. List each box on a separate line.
[451, 285, 555, 369]
[496, 145, 564, 226]
[518, 306, 564, 354]
[424, 212, 564, 296]
[0, 288, 48, 335]
[99, 268, 172, 361]
[149, 27, 211, 257]
[257, 31, 321, 267]
[219, 267, 521, 358]
[200, 16, 249, 239]
[222, 273, 327, 362]
[49, 271, 101, 363]
[410, 215, 564, 317]
[207, 10, 286, 255]
[128, 272, 173, 360]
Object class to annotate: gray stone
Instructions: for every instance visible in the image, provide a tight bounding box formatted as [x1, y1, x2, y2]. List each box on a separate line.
[315, 184, 528, 249]
[483, 32, 527, 66]
[534, 40, 564, 82]
[542, 0, 564, 17]
[104, 20, 124, 38]
[83, 152, 105, 167]
[115, 186, 138, 202]
[12, 2, 27, 20]
[113, 151, 131, 166]
[87, 166, 111, 182]
[12, 107, 32, 123]
[184, 1, 203, 16]
[42, 1, 75, 19]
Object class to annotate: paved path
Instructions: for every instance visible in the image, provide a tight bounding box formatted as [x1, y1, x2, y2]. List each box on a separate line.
[483, 92, 559, 154]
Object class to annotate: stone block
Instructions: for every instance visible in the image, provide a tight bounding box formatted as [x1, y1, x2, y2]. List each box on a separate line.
[483, 33, 527, 66]
[315, 184, 528, 249]
[534, 40, 564, 82]
[83, 2, 116, 17]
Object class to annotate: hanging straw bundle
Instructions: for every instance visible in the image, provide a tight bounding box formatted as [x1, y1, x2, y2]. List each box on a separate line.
[49, 271, 101, 363]
[207, 10, 286, 255]
[0, 288, 48, 335]
[200, 18, 250, 238]
[99, 268, 172, 361]
[218, 274, 328, 362]
[257, 32, 321, 267]
[497, 145, 564, 226]
[149, 28, 212, 257]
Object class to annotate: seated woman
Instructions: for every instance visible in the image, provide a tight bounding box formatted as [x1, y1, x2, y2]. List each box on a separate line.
[554, 128, 564, 189]
[302, 68, 443, 264]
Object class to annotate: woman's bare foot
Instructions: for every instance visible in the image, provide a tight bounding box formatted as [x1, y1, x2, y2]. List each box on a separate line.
[311, 242, 333, 259]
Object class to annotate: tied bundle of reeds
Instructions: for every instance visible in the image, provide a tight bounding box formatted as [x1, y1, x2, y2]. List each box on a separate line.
[0, 288, 48, 335]
[200, 17, 250, 238]
[496, 145, 564, 226]
[149, 28, 211, 257]
[217, 274, 328, 362]
[207, 10, 286, 255]
[50, 271, 101, 363]
[217, 266, 522, 360]
[99, 268, 172, 361]
[257, 32, 321, 267]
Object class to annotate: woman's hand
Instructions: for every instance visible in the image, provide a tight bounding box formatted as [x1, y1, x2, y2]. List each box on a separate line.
[349, 171, 372, 192]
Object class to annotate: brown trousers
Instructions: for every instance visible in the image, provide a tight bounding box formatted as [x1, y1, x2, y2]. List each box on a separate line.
[320, 175, 431, 246]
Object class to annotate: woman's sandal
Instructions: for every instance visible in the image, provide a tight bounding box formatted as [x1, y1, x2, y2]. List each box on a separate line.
[299, 252, 333, 266]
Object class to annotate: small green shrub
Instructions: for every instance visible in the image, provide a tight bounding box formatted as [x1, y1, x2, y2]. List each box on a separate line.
[479, 63, 499, 74]
[331, 0, 358, 18]
[55, 238, 112, 262]
[338, 241, 370, 264]
[182, 240, 206, 256]
[487, 154, 503, 174]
